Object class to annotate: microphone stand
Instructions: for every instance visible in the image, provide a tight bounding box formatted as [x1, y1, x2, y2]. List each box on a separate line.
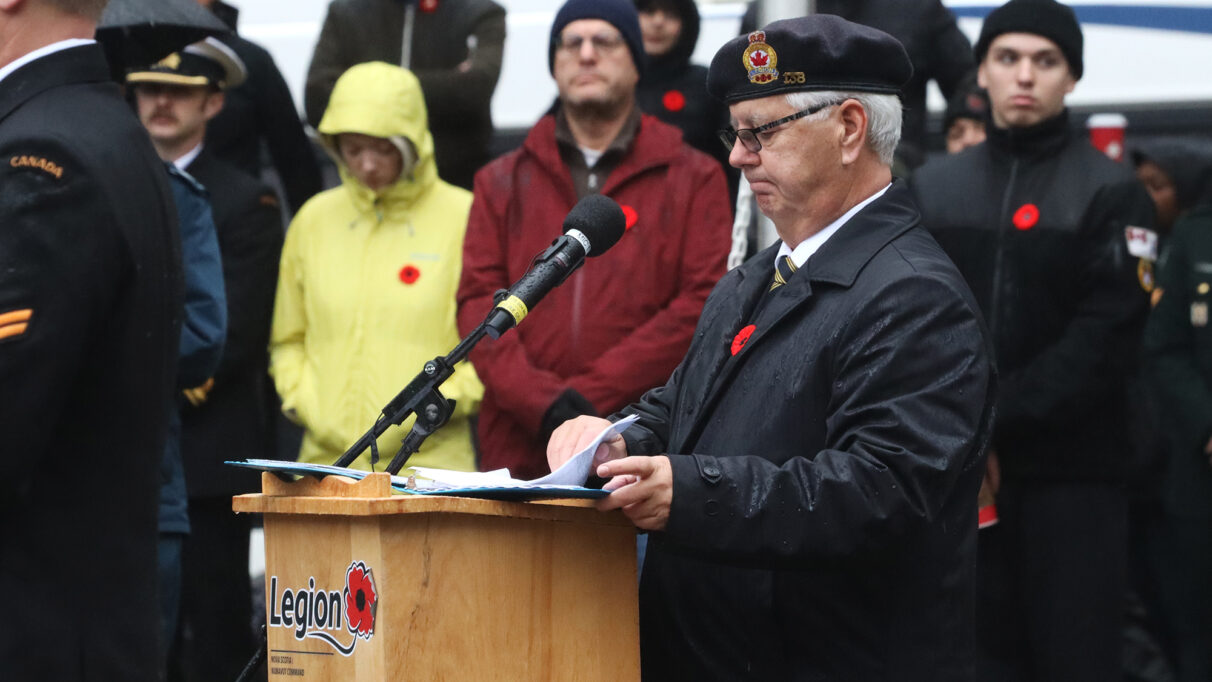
[331, 315, 493, 475]
[332, 227, 592, 474]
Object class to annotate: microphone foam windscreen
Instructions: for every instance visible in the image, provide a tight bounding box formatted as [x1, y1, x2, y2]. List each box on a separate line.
[563, 194, 626, 256]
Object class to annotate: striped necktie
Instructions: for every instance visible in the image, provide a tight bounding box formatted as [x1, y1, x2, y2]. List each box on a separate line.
[770, 255, 798, 291]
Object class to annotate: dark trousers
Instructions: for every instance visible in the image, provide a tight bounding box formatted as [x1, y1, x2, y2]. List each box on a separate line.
[170, 497, 254, 682]
[977, 479, 1128, 682]
[1153, 514, 1212, 682]
[158, 531, 185, 676]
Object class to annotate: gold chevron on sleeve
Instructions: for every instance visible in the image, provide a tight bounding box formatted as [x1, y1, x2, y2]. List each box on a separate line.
[0, 308, 33, 340]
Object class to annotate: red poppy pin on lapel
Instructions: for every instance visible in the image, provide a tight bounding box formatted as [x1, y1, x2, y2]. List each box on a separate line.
[419, 0, 439, 12]
[1013, 203, 1039, 230]
[621, 204, 638, 231]
[731, 324, 756, 356]
[662, 90, 686, 112]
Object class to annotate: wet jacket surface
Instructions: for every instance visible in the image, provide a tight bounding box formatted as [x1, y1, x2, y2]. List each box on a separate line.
[0, 45, 182, 681]
[912, 111, 1154, 481]
[457, 112, 731, 479]
[271, 63, 482, 472]
[619, 181, 995, 681]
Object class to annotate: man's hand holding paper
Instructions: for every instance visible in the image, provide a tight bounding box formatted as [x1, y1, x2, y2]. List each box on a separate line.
[547, 414, 671, 529]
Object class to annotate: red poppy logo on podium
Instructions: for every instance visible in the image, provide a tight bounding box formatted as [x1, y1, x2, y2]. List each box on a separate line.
[345, 562, 378, 638]
[267, 560, 380, 657]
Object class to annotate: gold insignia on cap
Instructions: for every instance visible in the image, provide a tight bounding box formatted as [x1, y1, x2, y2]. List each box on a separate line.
[158, 52, 182, 70]
[742, 31, 779, 85]
[1199, 282, 1209, 295]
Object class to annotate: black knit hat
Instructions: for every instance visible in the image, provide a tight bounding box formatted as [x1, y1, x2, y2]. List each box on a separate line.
[975, 0, 1084, 79]
[548, 0, 646, 76]
[706, 15, 912, 104]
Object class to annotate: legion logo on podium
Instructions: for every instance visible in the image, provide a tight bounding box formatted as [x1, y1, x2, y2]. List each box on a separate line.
[268, 560, 379, 656]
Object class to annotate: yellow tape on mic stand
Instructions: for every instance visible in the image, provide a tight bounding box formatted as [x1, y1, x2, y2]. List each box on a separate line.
[496, 295, 529, 325]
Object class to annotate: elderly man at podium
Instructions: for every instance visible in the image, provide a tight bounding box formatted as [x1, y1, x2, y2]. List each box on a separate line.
[547, 15, 995, 682]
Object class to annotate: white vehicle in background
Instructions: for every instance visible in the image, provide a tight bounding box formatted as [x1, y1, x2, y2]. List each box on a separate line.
[241, 0, 1212, 140]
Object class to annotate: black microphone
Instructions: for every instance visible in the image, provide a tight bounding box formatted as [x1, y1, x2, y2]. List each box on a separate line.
[484, 194, 626, 339]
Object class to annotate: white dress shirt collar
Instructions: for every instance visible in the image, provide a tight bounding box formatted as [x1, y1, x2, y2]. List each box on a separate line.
[174, 143, 204, 172]
[0, 38, 95, 86]
[775, 183, 892, 269]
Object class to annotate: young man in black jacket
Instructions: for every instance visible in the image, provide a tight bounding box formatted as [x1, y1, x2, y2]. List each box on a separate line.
[911, 1, 1156, 679]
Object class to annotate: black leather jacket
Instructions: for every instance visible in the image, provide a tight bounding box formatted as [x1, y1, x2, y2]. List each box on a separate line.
[912, 110, 1155, 481]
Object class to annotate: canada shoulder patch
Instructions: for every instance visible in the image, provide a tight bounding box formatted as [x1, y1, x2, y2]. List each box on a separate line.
[9, 155, 63, 179]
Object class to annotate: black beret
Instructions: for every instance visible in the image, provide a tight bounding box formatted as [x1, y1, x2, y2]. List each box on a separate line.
[706, 14, 912, 103]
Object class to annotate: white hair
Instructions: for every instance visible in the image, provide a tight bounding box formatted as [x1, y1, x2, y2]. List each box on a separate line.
[784, 90, 903, 165]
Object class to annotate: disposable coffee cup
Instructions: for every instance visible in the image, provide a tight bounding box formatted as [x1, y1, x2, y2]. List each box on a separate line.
[1087, 113, 1128, 162]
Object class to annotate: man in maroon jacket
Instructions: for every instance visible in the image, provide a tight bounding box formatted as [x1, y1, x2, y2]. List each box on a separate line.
[457, 0, 731, 479]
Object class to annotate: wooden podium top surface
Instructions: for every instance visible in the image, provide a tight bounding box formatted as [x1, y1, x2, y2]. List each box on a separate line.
[233, 472, 631, 527]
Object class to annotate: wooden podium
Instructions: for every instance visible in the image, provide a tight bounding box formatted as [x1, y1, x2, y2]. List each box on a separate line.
[233, 473, 640, 681]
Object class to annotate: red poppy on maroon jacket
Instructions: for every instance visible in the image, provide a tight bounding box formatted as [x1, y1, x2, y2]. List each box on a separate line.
[457, 113, 732, 479]
[344, 562, 377, 638]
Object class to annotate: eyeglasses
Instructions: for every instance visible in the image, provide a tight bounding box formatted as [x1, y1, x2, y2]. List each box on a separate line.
[718, 101, 842, 153]
[554, 32, 626, 56]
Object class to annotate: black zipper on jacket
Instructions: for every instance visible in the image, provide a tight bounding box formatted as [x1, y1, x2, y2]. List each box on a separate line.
[989, 157, 1020, 339]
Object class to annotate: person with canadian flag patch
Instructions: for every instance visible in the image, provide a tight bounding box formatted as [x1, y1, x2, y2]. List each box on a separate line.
[546, 14, 995, 680]
[910, 1, 1157, 679]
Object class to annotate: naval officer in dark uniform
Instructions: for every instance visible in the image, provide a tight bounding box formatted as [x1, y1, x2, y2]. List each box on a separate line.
[547, 15, 995, 681]
[0, 0, 182, 679]
[127, 38, 284, 682]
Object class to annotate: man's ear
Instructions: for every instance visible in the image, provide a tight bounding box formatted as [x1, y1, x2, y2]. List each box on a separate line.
[203, 90, 226, 121]
[838, 99, 867, 166]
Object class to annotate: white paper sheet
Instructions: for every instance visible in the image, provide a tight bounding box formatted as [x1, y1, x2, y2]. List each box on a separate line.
[411, 415, 639, 489]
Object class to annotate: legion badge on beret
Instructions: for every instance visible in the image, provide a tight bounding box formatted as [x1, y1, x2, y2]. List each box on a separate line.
[742, 31, 778, 85]
[708, 15, 912, 103]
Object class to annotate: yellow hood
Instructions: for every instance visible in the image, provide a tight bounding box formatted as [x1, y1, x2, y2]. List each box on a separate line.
[318, 62, 438, 208]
